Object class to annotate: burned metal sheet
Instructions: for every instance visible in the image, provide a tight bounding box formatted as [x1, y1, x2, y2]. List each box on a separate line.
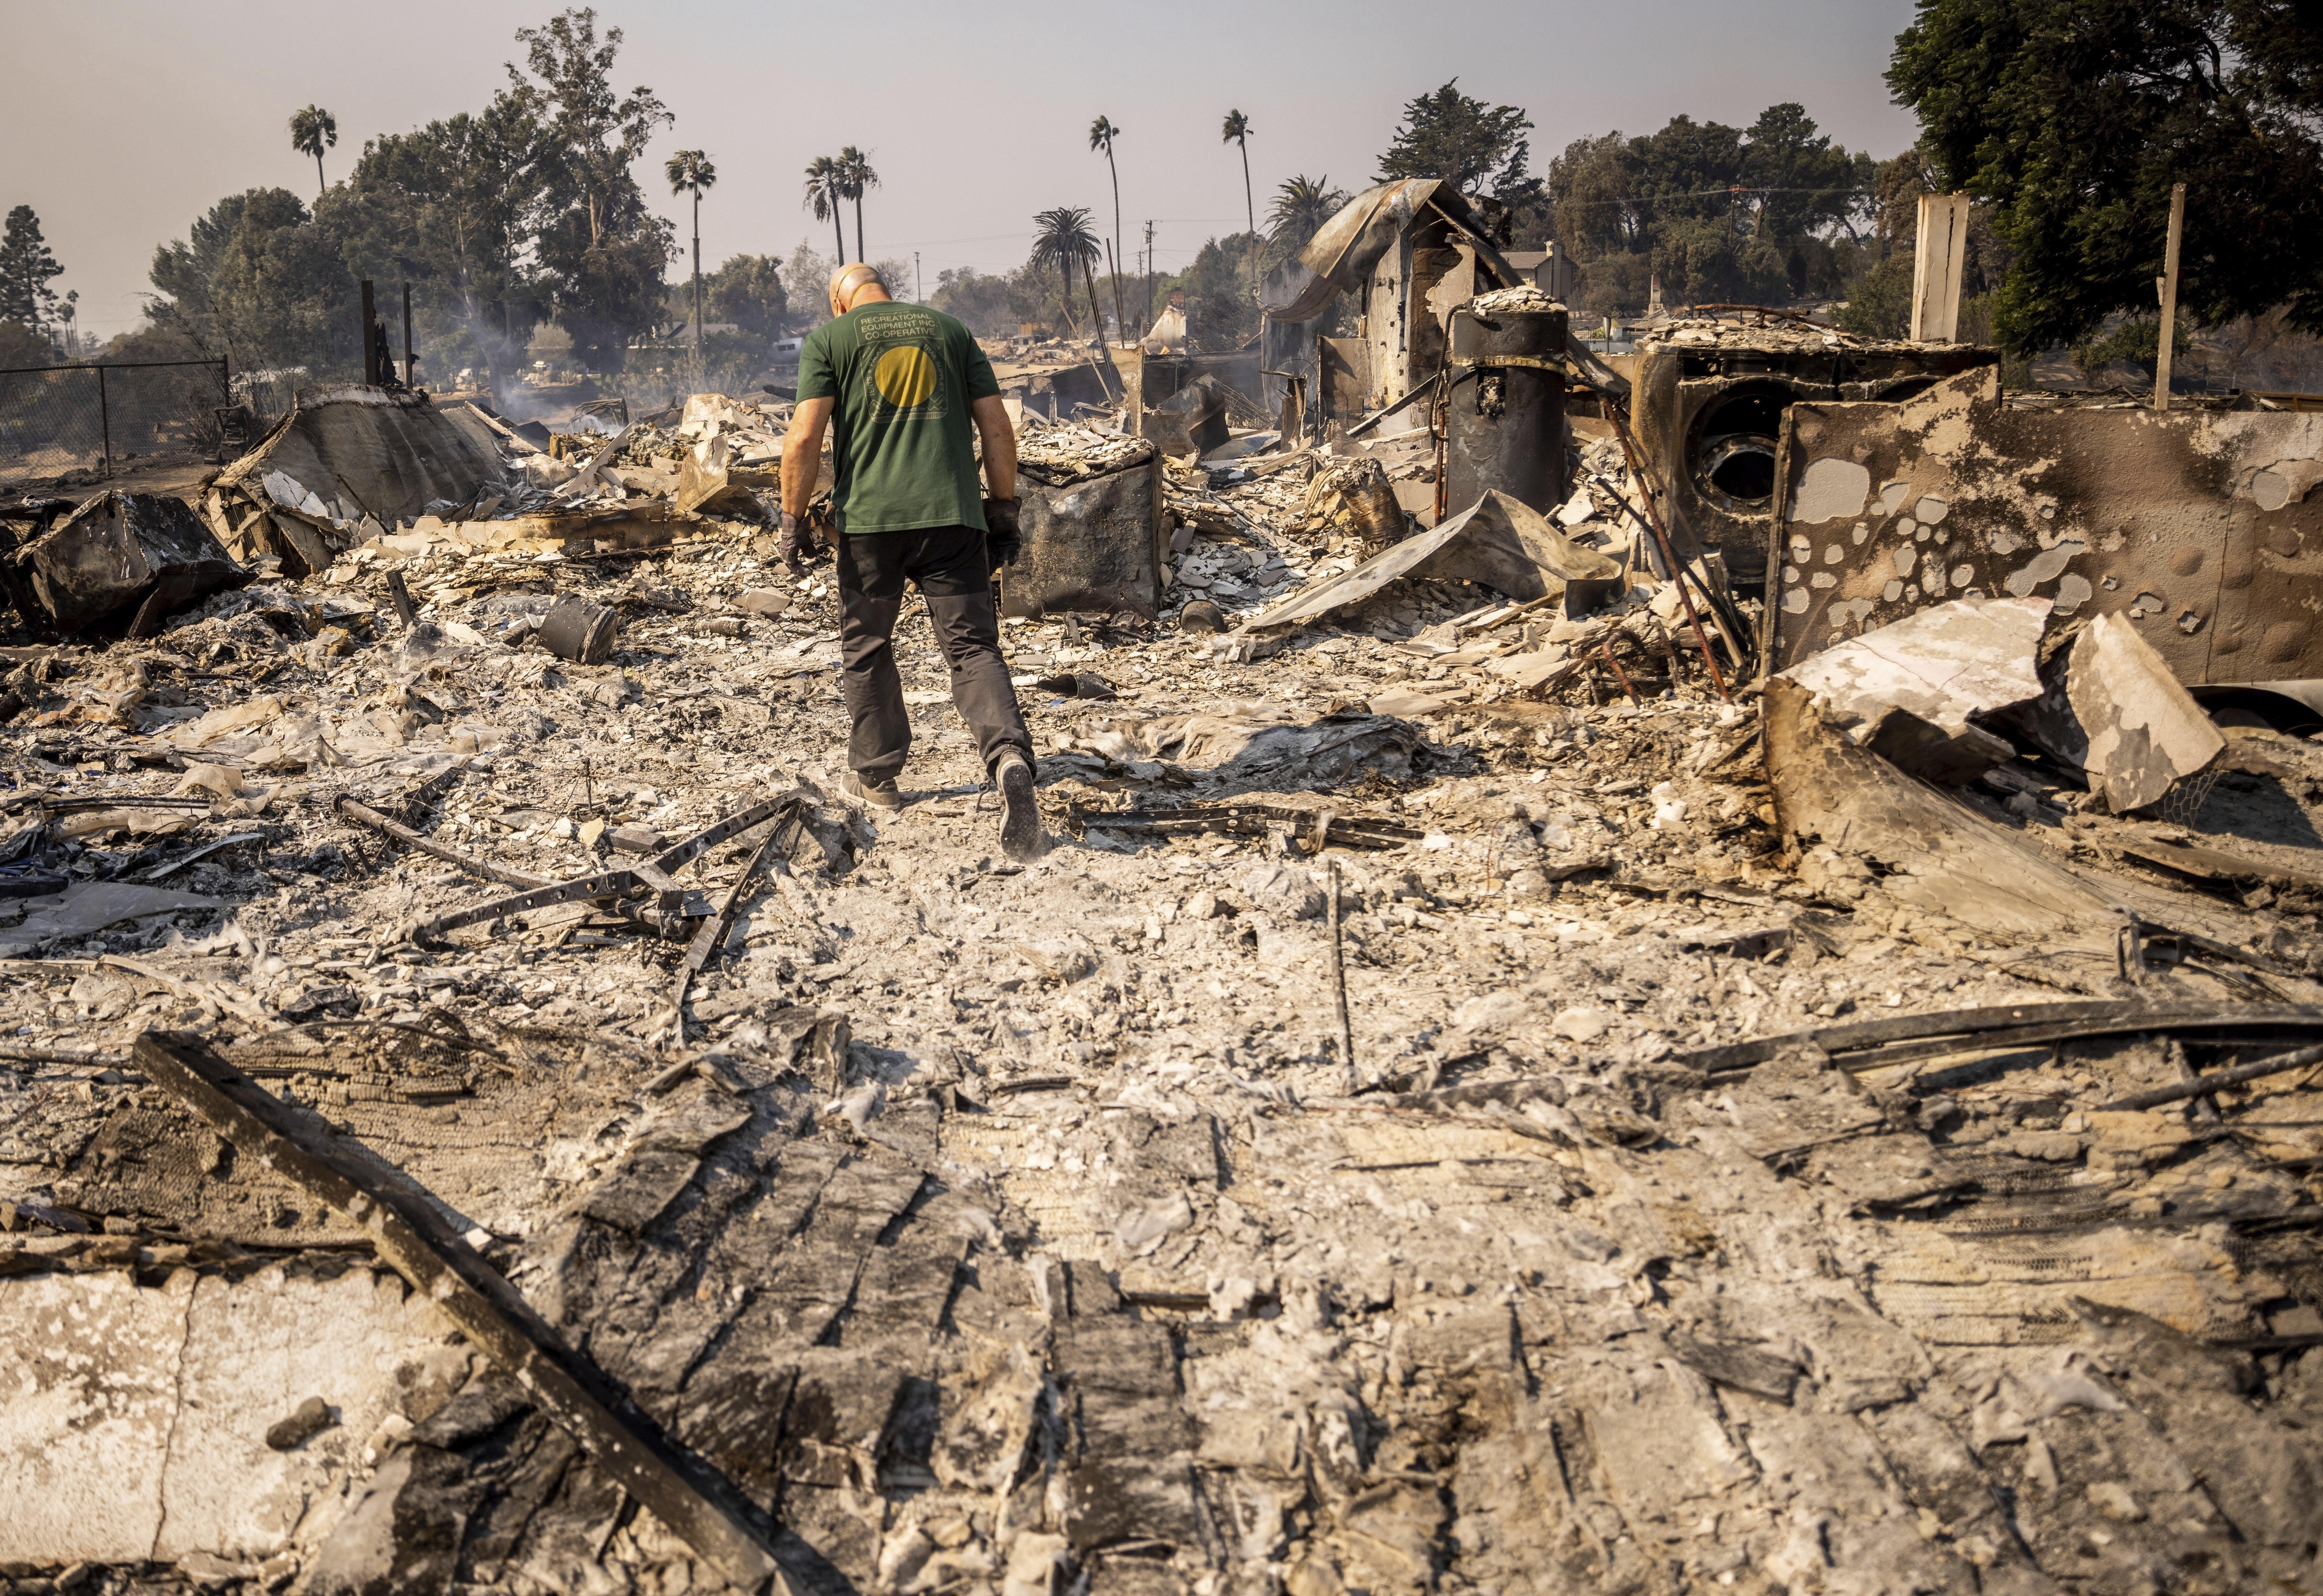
[214, 384, 511, 528]
[1, 490, 249, 636]
[1005, 441, 1166, 620]
[1237, 489, 1620, 635]
[1767, 367, 2323, 684]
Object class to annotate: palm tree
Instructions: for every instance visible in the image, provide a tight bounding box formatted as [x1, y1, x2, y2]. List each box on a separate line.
[1222, 111, 1257, 239]
[803, 156, 847, 267]
[1029, 206, 1106, 340]
[1222, 111, 1257, 297]
[289, 105, 338, 199]
[1088, 116, 1125, 343]
[1267, 175, 1350, 252]
[836, 147, 879, 262]
[665, 150, 717, 366]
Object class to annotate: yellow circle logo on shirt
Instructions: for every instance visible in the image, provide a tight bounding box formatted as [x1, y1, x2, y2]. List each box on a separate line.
[873, 346, 938, 407]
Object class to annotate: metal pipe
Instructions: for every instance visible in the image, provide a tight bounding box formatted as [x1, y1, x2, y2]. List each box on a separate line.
[1610, 412, 1732, 702]
[334, 794, 550, 891]
[2094, 1042, 2323, 1114]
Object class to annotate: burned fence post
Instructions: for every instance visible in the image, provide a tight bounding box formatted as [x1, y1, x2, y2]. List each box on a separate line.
[130, 1030, 788, 1593]
[360, 278, 377, 387]
[96, 363, 111, 479]
[402, 281, 416, 390]
[2155, 182, 2186, 413]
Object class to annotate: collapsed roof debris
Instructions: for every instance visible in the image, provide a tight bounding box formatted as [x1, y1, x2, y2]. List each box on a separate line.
[5, 241, 2323, 1596]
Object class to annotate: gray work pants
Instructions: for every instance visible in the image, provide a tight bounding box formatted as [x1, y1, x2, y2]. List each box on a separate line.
[833, 525, 1033, 782]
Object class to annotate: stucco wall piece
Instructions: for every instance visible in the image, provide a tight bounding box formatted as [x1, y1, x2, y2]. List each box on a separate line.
[1768, 371, 2323, 685]
[2067, 612, 2227, 814]
[1791, 457, 1871, 524]
[158, 1266, 465, 1562]
[1778, 596, 2050, 737]
[0, 1269, 192, 1563]
[0, 1264, 465, 1567]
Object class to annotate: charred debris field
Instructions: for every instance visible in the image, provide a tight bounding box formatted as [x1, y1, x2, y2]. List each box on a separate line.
[2, 374, 2323, 1596]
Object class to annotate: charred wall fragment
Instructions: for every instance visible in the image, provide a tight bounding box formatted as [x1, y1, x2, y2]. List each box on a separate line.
[1766, 367, 2323, 689]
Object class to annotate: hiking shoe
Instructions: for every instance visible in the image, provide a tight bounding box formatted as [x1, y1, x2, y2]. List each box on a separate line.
[838, 769, 904, 811]
[995, 752, 1040, 860]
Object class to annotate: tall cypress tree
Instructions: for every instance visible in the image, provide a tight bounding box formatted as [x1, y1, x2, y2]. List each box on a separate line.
[0, 206, 65, 329]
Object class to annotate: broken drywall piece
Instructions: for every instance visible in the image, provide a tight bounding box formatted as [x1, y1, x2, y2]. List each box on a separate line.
[2068, 611, 2225, 813]
[1764, 677, 2109, 936]
[1776, 596, 2049, 782]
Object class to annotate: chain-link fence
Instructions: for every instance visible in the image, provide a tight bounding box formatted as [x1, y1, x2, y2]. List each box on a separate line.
[0, 359, 231, 486]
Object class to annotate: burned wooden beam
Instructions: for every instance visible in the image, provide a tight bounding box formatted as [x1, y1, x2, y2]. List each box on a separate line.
[130, 1030, 787, 1593]
[1681, 998, 2323, 1077]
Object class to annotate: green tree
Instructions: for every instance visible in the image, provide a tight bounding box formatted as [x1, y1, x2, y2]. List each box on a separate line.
[836, 146, 877, 262]
[1030, 206, 1106, 340]
[2073, 314, 2194, 379]
[1267, 175, 1348, 252]
[665, 149, 716, 362]
[290, 105, 338, 198]
[704, 253, 789, 338]
[1890, 0, 2323, 349]
[782, 239, 834, 327]
[1186, 231, 1263, 350]
[1737, 103, 1873, 250]
[0, 319, 49, 367]
[147, 188, 359, 374]
[504, 7, 675, 370]
[333, 96, 547, 391]
[0, 206, 66, 332]
[1377, 80, 1543, 208]
[802, 156, 846, 266]
[1089, 116, 1125, 340]
[1549, 106, 1882, 311]
[1223, 112, 1257, 239]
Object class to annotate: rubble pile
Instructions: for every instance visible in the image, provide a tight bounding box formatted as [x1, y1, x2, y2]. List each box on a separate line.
[3, 379, 2323, 1596]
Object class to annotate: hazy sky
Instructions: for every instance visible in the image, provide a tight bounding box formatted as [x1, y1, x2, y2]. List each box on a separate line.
[4, 0, 1923, 342]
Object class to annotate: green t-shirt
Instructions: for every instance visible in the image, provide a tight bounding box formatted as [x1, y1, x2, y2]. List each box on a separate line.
[796, 302, 1001, 533]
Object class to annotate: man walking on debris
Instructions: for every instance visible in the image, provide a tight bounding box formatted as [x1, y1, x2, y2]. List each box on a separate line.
[780, 261, 1040, 859]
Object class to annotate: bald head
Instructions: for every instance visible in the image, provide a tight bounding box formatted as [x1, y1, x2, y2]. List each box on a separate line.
[828, 262, 892, 317]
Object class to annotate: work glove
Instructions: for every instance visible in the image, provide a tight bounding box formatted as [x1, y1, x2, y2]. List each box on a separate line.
[778, 508, 817, 573]
[983, 497, 1022, 575]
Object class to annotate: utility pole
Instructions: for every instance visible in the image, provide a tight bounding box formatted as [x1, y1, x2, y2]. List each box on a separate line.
[402, 283, 415, 388]
[915, 251, 922, 303]
[691, 186, 702, 371]
[2155, 182, 2187, 413]
[1143, 219, 1155, 341]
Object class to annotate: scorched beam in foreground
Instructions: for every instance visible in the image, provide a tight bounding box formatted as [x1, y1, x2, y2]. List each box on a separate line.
[130, 1030, 786, 1593]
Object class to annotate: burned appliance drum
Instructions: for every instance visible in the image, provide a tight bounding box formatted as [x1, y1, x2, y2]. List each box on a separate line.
[1443, 304, 1568, 517]
[539, 593, 619, 664]
[1633, 342, 1999, 587]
